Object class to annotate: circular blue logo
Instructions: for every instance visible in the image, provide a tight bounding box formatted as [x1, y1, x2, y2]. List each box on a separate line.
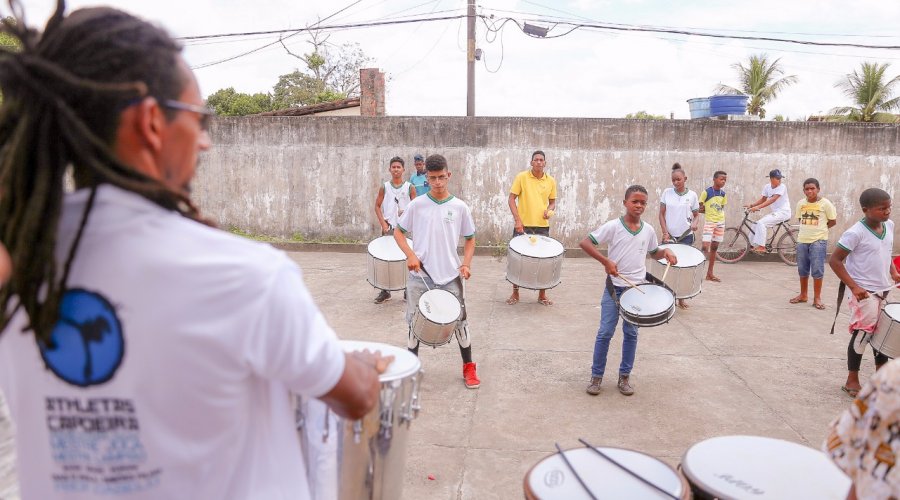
[40, 289, 125, 387]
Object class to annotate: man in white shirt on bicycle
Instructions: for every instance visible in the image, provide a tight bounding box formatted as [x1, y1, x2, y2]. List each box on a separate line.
[744, 169, 792, 254]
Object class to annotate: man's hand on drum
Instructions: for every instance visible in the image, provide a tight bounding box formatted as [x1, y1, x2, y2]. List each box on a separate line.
[659, 248, 678, 266]
[603, 262, 618, 277]
[380, 223, 390, 235]
[514, 220, 524, 235]
[406, 255, 422, 273]
[352, 349, 395, 375]
[458, 264, 471, 280]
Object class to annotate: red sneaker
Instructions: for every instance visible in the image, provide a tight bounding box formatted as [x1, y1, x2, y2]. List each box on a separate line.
[463, 362, 480, 389]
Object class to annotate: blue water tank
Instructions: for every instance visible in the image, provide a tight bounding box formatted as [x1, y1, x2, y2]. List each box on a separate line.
[709, 95, 748, 116]
[687, 98, 710, 119]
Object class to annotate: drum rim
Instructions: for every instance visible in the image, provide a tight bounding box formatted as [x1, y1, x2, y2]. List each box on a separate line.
[508, 234, 565, 258]
[523, 446, 689, 499]
[417, 289, 462, 325]
[883, 302, 900, 316]
[367, 236, 412, 260]
[339, 340, 422, 381]
[654, 243, 707, 268]
[680, 435, 850, 497]
[620, 284, 676, 316]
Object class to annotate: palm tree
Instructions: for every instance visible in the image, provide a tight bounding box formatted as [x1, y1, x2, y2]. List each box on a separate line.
[829, 62, 900, 122]
[715, 54, 798, 119]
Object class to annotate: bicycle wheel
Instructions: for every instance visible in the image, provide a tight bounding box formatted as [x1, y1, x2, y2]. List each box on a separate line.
[777, 228, 800, 266]
[716, 227, 749, 263]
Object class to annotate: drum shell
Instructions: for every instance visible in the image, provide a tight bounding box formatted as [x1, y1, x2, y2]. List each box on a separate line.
[619, 284, 676, 327]
[412, 289, 461, 347]
[298, 343, 423, 500]
[366, 236, 410, 291]
[523, 447, 691, 499]
[506, 236, 564, 290]
[648, 253, 705, 299]
[870, 303, 900, 358]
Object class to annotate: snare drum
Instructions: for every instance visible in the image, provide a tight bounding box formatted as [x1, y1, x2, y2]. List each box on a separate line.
[411, 289, 461, 347]
[619, 284, 675, 327]
[366, 236, 412, 291]
[298, 341, 422, 500]
[507, 234, 565, 290]
[524, 446, 690, 499]
[870, 303, 900, 358]
[681, 435, 851, 500]
[649, 244, 706, 299]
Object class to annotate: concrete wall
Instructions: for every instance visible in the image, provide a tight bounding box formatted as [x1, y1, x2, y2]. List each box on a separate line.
[194, 117, 900, 249]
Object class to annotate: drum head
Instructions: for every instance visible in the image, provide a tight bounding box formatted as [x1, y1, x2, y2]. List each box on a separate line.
[418, 289, 461, 324]
[681, 435, 851, 499]
[620, 285, 675, 316]
[509, 234, 564, 258]
[525, 447, 686, 499]
[367, 236, 411, 261]
[884, 303, 900, 320]
[339, 340, 421, 382]
[656, 244, 706, 268]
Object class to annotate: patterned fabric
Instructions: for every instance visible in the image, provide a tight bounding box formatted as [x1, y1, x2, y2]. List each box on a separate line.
[824, 359, 900, 499]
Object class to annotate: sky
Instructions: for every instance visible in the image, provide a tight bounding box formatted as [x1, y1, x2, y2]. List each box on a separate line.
[7, 0, 900, 119]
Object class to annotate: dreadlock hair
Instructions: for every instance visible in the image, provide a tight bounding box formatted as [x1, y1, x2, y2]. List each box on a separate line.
[0, 0, 206, 345]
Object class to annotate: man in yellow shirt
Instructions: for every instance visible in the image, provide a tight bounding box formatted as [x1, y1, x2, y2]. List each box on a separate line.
[507, 150, 558, 305]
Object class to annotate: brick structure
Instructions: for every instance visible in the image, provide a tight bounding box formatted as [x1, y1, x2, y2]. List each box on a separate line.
[359, 68, 385, 117]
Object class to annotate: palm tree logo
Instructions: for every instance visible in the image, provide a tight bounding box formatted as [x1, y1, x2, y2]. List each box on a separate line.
[40, 289, 125, 387]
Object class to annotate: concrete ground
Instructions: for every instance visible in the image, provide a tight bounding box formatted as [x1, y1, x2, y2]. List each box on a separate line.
[0, 250, 867, 499]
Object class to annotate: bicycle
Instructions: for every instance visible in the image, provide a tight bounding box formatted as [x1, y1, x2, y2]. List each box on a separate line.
[716, 209, 799, 265]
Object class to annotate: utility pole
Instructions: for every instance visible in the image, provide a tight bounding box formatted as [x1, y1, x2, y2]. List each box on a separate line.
[466, 0, 475, 116]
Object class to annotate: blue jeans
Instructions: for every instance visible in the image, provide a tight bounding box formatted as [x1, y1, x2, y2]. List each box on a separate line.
[797, 240, 827, 279]
[591, 285, 639, 378]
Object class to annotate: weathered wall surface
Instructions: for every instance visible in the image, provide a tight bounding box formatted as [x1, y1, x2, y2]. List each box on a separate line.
[194, 117, 900, 249]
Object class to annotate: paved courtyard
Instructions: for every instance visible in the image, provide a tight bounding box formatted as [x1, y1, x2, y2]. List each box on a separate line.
[1, 249, 865, 499]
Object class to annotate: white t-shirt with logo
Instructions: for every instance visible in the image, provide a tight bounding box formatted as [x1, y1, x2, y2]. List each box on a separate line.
[588, 217, 660, 288]
[397, 194, 476, 286]
[381, 181, 412, 227]
[660, 188, 700, 237]
[0, 185, 345, 500]
[837, 219, 896, 292]
[762, 183, 791, 214]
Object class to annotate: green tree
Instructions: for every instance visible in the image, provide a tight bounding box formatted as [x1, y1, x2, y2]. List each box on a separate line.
[714, 54, 798, 119]
[206, 88, 275, 116]
[624, 111, 666, 119]
[828, 62, 900, 122]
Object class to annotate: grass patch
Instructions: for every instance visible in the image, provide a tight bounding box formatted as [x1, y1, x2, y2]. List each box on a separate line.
[228, 225, 362, 245]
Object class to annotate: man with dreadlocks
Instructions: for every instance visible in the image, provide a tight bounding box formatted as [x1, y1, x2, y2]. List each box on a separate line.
[0, 2, 391, 498]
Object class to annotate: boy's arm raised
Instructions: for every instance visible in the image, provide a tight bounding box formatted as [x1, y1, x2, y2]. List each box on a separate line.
[579, 236, 618, 277]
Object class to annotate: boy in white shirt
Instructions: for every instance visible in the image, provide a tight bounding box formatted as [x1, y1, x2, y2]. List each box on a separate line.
[374, 156, 417, 304]
[658, 163, 700, 309]
[580, 185, 676, 397]
[829, 188, 900, 397]
[394, 154, 481, 389]
[745, 169, 791, 254]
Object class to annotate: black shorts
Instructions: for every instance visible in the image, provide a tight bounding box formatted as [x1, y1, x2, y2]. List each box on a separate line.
[513, 226, 550, 238]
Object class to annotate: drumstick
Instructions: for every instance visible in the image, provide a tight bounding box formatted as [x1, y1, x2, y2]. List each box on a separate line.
[661, 261, 672, 282]
[554, 443, 598, 500]
[577, 439, 680, 500]
[617, 274, 646, 294]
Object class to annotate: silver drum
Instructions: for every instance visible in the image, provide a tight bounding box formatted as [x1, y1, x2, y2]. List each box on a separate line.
[506, 234, 564, 290]
[648, 244, 706, 299]
[366, 236, 411, 291]
[619, 284, 675, 327]
[870, 303, 900, 358]
[411, 289, 461, 347]
[298, 341, 423, 500]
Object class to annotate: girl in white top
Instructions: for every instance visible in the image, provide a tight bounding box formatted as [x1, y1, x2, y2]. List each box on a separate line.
[745, 169, 792, 252]
[659, 163, 700, 309]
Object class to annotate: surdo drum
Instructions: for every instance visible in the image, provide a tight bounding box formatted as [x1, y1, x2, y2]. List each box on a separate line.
[649, 244, 707, 299]
[506, 234, 565, 290]
[619, 284, 675, 327]
[297, 341, 422, 500]
[411, 289, 462, 347]
[524, 446, 690, 499]
[680, 435, 851, 500]
[366, 236, 412, 291]
[870, 303, 900, 358]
